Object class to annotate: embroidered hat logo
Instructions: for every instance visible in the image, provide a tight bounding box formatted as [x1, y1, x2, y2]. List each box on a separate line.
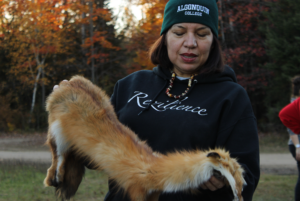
[177, 4, 210, 17]
[160, 0, 218, 36]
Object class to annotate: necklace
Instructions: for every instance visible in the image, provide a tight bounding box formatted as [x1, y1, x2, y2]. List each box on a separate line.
[165, 71, 197, 99]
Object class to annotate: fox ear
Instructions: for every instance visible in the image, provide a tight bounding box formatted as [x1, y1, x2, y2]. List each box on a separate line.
[207, 152, 221, 159]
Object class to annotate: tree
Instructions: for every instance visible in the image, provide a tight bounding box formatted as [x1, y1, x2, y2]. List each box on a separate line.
[0, 0, 127, 130]
[261, 0, 300, 125]
[219, 0, 271, 127]
[122, 0, 167, 73]
[0, 0, 38, 130]
[71, 0, 126, 94]
[4, 0, 69, 123]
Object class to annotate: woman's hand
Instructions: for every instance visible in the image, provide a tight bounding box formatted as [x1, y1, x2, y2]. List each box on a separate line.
[200, 175, 225, 191]
[146, 191, 161, 201]
[53, 80, 69, 91]
[296, 147, 300, 161]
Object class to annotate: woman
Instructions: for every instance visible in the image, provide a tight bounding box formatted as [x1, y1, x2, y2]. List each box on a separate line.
[279, 76, 300, 201]
[103, 0, 260, 200]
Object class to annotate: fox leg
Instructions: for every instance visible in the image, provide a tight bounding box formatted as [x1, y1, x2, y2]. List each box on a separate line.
[56, 151, 85, 200]
[44, 137, 59, 187]
[44, 120, 70, 186]
[56, 151, 69, 183]
[52, 120, 70, 184]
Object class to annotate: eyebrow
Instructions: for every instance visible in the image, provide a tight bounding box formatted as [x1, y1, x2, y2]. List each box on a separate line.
[176, 25, 209, 31]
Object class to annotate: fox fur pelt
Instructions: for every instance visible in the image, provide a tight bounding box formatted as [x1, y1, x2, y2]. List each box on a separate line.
[43, 75, 246, 201]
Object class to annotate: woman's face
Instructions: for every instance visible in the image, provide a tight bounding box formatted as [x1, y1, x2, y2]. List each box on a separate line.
[166, 23, 213, 77]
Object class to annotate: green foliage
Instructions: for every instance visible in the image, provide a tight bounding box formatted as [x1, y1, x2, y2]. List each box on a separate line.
[261, 0, 300, 125]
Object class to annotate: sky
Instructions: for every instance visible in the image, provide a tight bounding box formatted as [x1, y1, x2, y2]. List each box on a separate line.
[108, 0, 143, 22]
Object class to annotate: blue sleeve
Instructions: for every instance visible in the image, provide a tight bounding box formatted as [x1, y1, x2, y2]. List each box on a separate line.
[288, 127, 297, 136]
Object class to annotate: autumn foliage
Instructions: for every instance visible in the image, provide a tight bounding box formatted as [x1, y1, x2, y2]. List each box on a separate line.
[0, 0, 125, 131]
[0, 0, 297, 131]
[124, 0, 167, 73]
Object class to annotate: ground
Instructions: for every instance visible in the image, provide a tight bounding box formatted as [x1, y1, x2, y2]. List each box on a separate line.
[0, 132, 298, 175]
[0, 133, 47, 151]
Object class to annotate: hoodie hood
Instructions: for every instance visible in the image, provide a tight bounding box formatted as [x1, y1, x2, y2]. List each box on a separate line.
[153, 65, 237, 84]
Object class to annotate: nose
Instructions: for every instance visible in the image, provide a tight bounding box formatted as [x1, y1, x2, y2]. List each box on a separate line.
[184, 33, 197, 49]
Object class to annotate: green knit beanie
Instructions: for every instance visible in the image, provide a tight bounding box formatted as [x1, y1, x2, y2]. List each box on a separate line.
[160, 0, 219, 37]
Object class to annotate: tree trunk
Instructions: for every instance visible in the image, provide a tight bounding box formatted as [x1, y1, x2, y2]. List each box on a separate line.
[42, 67, 45, 107]
[81, 0, 87, 73]
[89, 0, 95, 83]
[28, 66, 42, 124]
[219, 0, 226, 45]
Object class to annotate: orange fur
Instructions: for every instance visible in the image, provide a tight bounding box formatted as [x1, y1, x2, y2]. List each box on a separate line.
[44, 76, 246, 201]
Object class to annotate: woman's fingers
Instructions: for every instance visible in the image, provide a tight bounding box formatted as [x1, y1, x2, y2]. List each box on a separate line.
[210, 175, 225, 188]
[59, 80, 69, 86]
[53, 80, 69, 91]
[200, 181, 217, 191]
[200, 176, 225, 191]
[145, 191, 161, 201]
[53, 85, 59, 91]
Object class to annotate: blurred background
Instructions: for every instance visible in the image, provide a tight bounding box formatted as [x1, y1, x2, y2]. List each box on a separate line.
[0, 0, 299, 133]
[0, 0, 299, 200]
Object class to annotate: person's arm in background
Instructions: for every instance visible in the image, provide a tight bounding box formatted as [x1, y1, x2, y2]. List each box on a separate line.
[291, 135, 300, 161]
[279, 100, 300, 161]
[288, 128, 300, 161]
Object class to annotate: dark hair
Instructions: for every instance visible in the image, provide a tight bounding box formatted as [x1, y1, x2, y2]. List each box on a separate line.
[149, 34, 224, 75]
[292, 76, 300, 96]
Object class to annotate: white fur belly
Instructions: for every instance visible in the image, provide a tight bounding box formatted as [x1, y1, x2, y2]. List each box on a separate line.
[162, 162, 237, 197]
[50, 120, 70, 182]
[162, 163, 213, 193]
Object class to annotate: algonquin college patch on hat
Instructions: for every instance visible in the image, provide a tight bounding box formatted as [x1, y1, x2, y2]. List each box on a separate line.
[160, 0, 219, 37]
[177, 4, 210, 16]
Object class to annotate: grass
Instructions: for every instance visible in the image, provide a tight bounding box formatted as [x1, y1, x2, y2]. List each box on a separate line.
[0, 161, 108, 201]
[253, 174, 298, 201]
[0, 132, 297, 200]
[0, 161, 298, 201]
[258, 132, 290, 153]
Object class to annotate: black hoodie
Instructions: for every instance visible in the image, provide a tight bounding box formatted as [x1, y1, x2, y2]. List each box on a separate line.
[105, 65, 260, 201]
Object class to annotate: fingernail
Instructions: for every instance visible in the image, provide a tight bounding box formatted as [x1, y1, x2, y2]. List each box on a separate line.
[53, 85, 59, 90]
[63, 79, 68, 82]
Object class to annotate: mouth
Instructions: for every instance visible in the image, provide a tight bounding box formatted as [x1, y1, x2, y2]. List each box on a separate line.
[180, 53, 197, 62]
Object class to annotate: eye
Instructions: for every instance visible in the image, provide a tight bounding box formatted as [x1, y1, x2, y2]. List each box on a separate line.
[197, 33, 207, 37]
[173, 32, 184, 36]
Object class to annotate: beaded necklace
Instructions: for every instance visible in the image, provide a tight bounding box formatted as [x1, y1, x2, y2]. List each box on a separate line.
[165, 71, 197, 99]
